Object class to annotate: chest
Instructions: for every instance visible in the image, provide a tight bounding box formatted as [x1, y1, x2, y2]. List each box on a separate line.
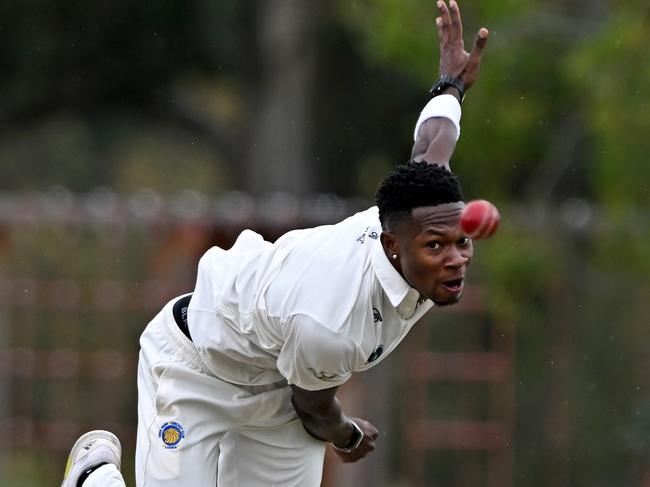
[354, 291, 431, 372]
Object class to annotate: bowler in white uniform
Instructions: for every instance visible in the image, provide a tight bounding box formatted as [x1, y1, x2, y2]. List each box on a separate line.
[61, 2, 489, 485]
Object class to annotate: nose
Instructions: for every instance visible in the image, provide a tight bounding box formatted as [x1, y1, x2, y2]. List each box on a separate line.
[445, 246, 469, 268]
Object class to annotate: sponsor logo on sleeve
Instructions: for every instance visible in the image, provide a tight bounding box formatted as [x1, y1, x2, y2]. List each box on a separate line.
[356, 227, 380, 245]
[366, 345, 384, 364]
[372, 307, 383, 323]
[308, 368, 343, 382]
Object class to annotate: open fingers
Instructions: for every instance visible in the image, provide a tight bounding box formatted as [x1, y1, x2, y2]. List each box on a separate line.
[448, 0, 463, 42]
[437, 0, 451, 35]
[435, 16, 444, 41]
[437, 1, 465, 48]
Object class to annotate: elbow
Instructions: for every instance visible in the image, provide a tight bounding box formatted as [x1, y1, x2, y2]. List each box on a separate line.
[291, 389, 341, 423]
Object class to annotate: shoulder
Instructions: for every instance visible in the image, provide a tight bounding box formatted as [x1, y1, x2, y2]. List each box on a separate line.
[284, 314, 358, 354]
[264, 208, 381, 323]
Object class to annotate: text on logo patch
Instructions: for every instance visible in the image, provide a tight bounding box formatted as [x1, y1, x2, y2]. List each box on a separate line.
[159, 421, 185, 449]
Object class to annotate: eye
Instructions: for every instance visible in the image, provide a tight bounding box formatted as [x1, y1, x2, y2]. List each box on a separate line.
[426, 240, 443, 250]
[457, 236, 471, 246]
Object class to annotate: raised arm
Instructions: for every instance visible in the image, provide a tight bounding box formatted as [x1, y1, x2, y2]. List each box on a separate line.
[411, 0, 489, 168]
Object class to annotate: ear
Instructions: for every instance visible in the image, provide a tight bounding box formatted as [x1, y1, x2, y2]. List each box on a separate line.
[380, 231, 400, 259]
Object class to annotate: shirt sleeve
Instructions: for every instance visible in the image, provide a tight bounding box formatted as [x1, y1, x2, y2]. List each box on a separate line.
[277, 314, 359, 391]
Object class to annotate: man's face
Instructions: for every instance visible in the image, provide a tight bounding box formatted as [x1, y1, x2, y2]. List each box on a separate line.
[382, 203, 473, 306]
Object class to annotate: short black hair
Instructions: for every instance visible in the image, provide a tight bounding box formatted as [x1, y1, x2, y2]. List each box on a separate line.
[375, 160, 464, 229]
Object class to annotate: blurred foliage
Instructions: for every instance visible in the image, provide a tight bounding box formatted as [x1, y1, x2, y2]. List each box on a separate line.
[0, 0, 249, 192]
[566, 9, 650, 208]
[340, 0, 650, 484]
[1, 0, 649, 486]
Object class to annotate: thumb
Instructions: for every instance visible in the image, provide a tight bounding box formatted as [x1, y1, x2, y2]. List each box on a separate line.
[470, 27, 489, 61]
[461, 27, 489, 88]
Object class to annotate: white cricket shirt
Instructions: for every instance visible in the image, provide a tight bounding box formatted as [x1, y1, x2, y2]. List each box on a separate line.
[188, 206, 434, 391]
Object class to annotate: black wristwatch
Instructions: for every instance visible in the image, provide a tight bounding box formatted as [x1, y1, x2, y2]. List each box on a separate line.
[331, 420, 364, 453]
[429, 74, 465, 104]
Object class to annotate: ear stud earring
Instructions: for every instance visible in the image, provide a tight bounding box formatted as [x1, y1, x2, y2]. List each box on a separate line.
[392, 254, 398, 260]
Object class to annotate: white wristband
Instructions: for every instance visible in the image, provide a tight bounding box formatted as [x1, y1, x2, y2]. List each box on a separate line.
[413, 94, 462, 142]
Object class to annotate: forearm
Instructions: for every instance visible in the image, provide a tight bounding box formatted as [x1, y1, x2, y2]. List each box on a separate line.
[291, 394, 354, 447]
[410, 88, 462, 168]
[411, 118, 458, 169]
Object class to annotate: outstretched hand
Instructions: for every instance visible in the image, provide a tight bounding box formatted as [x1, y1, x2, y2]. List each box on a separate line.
[436, 0, 488, 91]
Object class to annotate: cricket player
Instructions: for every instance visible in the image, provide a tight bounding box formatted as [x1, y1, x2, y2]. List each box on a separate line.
[61, 1, 489, 485]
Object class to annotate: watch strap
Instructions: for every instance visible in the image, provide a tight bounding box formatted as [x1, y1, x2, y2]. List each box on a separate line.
[331, 420, 364, 453]
[429, 74, 465, 103]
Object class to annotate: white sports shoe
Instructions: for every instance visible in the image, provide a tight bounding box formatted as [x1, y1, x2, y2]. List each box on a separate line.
[61, 430, 122, 487]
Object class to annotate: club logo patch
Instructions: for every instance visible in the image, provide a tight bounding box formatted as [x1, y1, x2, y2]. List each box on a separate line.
[159, 421, 185, 449]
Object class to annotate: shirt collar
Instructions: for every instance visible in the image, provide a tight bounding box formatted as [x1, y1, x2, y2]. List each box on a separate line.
[371, 238, 425, 319]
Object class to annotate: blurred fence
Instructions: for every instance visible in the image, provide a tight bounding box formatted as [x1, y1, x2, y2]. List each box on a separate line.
[0, 188, 372, 485]
[0, 189, 517, 487]
[2, 189, 648, 486]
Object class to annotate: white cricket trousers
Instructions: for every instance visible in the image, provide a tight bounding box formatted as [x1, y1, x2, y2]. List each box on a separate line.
[87, 296, 326, 487]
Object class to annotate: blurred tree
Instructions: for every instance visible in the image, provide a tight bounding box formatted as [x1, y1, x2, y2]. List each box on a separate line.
[337, 0, 620, 205]
[0, 1, 423, 197]
[339, 1, 650, 486]
[246, 0, 319, 195]
[566, 8, 650, 209]
[0, 0, 252, 191]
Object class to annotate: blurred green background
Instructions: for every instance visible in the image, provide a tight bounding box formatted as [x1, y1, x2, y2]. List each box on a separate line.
[0, 0, 648, 486]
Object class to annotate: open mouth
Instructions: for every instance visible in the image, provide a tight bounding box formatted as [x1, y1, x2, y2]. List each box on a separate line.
[441, 278, 464, 293]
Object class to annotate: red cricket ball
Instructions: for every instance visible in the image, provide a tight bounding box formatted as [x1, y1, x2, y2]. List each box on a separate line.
[460, 199, 501, 239]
